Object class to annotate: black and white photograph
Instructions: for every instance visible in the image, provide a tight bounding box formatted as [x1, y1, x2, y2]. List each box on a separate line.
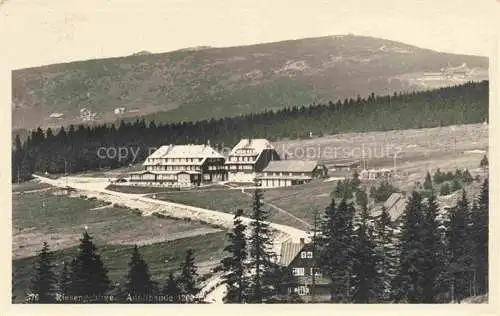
[2, 0, 498, 308]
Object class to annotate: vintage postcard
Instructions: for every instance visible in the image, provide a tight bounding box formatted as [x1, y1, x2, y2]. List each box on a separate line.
[1, 0, 498, 313]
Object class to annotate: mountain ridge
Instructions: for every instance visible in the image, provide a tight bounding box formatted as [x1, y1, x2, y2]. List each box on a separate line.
[12, 34, 488, 130]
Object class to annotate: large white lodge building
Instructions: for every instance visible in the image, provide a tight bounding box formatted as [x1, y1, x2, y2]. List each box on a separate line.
[125, 138, 328, 189]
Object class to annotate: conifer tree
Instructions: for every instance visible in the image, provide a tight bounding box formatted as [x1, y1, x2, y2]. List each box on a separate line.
[479, 155, 488, 169]
[30, 242, 57, 303]
[440, 183, 451, 196]
[162, 272, 181, 303]
[351, 207, 378, 303]
[423, 172, 433, 190]
[318, 198, 356, 302]
[58, 261, 71, 299]
[69, 232, 110, 301]
[461, 169, 473, 183]
[246, 188, 276, 303]
[470, 179, 488, 295]
[178, 249, 199, 302]
[220, 209, 248, 303]
[445, 190, 474, 302]
[433, 168, 443, 184]
[352, 170, 361, 187]
[392, 191, 426, 303]
[420, 194, 443, 303]
[373, 207, 397, 302]
[123, 245, 156, 303]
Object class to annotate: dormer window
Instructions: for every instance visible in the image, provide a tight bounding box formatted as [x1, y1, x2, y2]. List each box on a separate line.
[300, 251, 313, 259]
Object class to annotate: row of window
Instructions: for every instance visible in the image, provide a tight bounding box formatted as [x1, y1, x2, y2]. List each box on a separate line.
[147, 165, 202, 171]
[229, 155, 256, 162]
[288, 286, 310, 296]
[148, 158, 204, 164]
[300, 251, 313, 259]
[292, 267, 322, 276]
[235, 149, 255, 155]
[228, 165, 254, 170]
[264, 172, 307, 177]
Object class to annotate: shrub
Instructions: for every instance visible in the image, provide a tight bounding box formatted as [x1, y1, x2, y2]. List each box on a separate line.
[440, 183, 451, 196]
[461, 169, 473, 183]
[370, 180, 398, 202]
[451, 179, 462, 192]
[131, 208, 142, 216]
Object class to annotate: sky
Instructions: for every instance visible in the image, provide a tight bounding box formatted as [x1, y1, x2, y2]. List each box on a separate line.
[0, 0, 498, 69]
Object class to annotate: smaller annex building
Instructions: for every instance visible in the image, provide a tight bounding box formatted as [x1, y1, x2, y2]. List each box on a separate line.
[257, 160, 328, 188]
[225, 138, 280, 183]
[128, 144, 226, 188]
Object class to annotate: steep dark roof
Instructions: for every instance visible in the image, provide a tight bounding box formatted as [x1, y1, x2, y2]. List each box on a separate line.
[278, 241, 305, 266]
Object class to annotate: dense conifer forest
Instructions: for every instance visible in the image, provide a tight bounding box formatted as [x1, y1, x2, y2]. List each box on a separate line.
[22, 178, 489, 303]
[12, 81, 488, 182]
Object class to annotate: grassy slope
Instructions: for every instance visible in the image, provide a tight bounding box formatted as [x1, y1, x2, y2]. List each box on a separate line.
[12, 35, 487, 130]
[12, 184, 228, 302]
[157, 187, 321, 230]
[12, 231, 227, 302]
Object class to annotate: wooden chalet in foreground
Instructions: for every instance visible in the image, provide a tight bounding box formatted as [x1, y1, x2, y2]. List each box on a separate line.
[225, 138, 280, 183]
[278, 238, 330, 302]
[128, 144, 226, 188]
[257, 160, 328, 188]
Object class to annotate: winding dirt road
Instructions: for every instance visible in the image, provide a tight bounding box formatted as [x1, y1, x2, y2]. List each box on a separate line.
[33, 175, 309, 303]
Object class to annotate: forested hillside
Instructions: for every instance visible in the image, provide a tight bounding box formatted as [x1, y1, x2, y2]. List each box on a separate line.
[12, 81, 488, 181]
[12, 35, 487, 130]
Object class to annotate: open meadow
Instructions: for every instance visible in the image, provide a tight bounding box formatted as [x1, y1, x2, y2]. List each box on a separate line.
[12, 181, 228, 302]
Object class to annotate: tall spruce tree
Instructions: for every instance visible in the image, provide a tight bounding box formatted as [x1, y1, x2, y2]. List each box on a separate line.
[446, 190, 474, 302]
[393, 191, 426, 303]
[479, 155, 488, 169]
[373, 207, 397, 302]
[178, 249, 199, 302]
[420, 194, 444, 303]
[58, 261, 71, 299]
[471, 179, 488, 295]
[69, 232, 110, 301]
[30, 242, 57, 303]
[123, 245, 156, 302]
[318, 198, 356, 302]
[220, 209, 248, 303]
[351, 207, 378, 303]
[423, 172, 433, 191]
[162, 272, 181, 303]
[247, 188, 276, 303]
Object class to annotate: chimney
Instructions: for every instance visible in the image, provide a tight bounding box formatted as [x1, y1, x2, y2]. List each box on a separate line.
[207, 139, 211, 147]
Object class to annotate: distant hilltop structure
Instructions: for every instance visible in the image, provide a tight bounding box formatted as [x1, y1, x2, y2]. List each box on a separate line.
[49, 112, 64, 119]
[114, 107, 126, 115]
[424, 63, 471, 80]
[80, 108, 98, 121]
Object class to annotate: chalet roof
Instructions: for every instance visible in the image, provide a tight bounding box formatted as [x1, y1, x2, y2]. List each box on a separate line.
[229, 139, 274, 156]
[382, 192, 408, 220]
[257, 175, 312, 181]
[129, 170, 200, 175]
[329, 160, 359, 168]
[278, 241, 305, 266]
[262, 160, 320, 173]
[145, 144, 224, 161]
